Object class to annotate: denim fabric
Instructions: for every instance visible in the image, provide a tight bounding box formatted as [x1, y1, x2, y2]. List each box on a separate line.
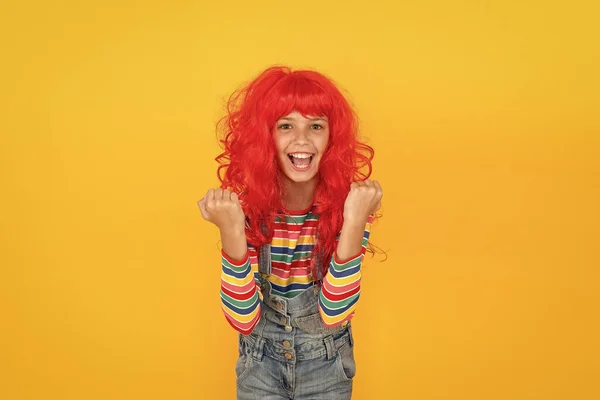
[235, 244, 356, 399]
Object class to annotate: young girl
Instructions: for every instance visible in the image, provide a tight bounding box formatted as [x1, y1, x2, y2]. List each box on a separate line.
[198, 66, 382, 400]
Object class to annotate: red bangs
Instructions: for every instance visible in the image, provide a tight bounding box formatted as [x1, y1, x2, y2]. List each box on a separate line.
[260, 70, 341, 129]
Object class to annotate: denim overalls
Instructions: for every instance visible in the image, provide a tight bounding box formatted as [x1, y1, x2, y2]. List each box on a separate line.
[235, 242, 356, 400]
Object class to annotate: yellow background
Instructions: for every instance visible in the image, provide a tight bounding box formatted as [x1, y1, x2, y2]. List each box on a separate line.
[1, 1, 599, 399]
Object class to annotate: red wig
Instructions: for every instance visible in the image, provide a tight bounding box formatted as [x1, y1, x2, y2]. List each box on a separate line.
[216, 66, 374, 278]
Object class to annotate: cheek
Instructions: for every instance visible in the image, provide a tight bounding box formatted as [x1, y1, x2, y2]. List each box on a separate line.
[319, 134, 330, 153]
[273, 134, 288, 153]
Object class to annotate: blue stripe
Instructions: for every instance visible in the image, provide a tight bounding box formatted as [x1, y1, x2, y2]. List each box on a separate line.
[318, 295, 359, 317]
[270, 246, 294, 256]
[271, 281, 313, 293]
[271, 244, 315, 255]
[328, 263, 361, 278]
[222, 264, 251, 279]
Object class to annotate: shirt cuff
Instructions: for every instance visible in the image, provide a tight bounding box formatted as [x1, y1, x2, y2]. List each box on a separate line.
[222, 249, 250, 266]
[333, 250, 363, 265]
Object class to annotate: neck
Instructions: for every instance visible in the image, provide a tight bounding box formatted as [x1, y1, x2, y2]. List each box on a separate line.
[280, 175, 318, 211]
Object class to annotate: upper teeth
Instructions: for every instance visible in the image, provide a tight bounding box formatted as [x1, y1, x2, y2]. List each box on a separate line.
[290, 153, 311, 158]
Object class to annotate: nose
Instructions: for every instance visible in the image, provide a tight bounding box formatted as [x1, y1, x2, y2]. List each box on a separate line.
[292, 126, 309, 144]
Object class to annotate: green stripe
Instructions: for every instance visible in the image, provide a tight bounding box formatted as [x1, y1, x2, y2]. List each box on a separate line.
[272, 289, 306, 298]
[271, 253, 293, 263]
[222, 257, 250, 272]
[275, 214, 319, 224]
[319, 292, 360, 310]
[293, 252, 312, 262]
[278, 215, 306, 224]
[271, 252, 312, 263]
[220, 290, 259, 309]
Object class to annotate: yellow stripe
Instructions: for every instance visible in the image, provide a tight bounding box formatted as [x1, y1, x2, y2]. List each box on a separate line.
[267, 274, 313, 286]
[221, 272, 255, 286]
[324, 272, 361, 287]
[271, 238, 297, 247]
[222, 304, 260, 323]
[297, 235, 316, 245]
[271, 236, 316, 247]
[319, 306, 355, 326]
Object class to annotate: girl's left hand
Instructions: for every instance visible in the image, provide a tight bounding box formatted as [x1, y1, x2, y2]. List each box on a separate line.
[343, 179, 383, 225]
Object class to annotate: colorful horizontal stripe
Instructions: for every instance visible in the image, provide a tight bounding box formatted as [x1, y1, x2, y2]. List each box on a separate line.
[220, 207, 373, 334]
[219, 251, 261, 335]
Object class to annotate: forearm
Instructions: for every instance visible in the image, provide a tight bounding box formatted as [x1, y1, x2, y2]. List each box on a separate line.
[336, 218, 367, 260]
[220, 227, 247, 261]
[319, 215, 373, 327]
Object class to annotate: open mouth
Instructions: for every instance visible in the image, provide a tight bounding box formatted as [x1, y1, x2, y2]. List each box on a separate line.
[287, 153, 314, 171]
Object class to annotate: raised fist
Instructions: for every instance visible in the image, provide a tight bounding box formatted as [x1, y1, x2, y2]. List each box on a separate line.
[198, 188, 245, 234]
[343, 179, 383, 225]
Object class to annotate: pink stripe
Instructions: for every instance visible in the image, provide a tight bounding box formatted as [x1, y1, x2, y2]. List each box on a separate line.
[224, 310, 261, 334]
[322, 278, 360, 295]
[270, 268, 312, 279]
[273, 227, 317, 235]
[221, 279, 256, 295]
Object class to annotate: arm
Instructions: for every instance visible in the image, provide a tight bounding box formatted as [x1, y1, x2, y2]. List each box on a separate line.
[319, 216, 373, 327]
[220, 245, 262, 335]
[197, 188, 262, 335]
[319, 179, 382, 327]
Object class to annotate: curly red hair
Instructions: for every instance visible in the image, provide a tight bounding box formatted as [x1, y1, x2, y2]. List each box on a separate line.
[216, 65, 374, 278]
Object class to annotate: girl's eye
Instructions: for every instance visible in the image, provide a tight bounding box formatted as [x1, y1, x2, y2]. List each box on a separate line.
[278, 124, 292, 130]
[311, 124, 323, 130]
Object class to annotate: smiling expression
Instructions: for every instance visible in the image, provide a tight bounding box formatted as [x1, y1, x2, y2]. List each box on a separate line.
[273, 111, 330, 184]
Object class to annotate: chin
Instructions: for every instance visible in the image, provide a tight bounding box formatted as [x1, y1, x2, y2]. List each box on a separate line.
[279, 165, 320, 184]
[285, 173, 318, 184]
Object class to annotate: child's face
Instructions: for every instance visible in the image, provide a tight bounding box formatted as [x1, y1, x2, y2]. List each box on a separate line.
[273, 111, 330, 185]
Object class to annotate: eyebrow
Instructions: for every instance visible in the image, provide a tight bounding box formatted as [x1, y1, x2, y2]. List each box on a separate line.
[278, 117, 329, 122]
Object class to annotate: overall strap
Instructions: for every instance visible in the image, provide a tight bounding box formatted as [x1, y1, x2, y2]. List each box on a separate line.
[257, 221, 271, 275]
[313, 248, 325, 281]
[313, 226, 326, 282]
[258, 243, 272, 275]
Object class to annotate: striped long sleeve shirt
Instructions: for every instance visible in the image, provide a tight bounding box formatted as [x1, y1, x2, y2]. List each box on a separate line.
[220, 205, 373, 335]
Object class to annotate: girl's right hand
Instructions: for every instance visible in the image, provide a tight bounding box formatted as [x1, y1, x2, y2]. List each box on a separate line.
[198, 188, 246, 234]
